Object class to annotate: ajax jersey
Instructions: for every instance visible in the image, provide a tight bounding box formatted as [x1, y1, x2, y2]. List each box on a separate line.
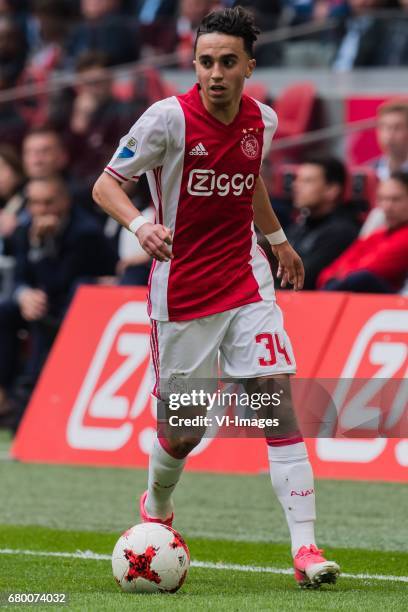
[105, 83, 278, 322]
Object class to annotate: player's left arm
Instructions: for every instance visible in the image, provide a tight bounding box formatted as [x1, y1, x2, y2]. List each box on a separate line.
[252, 175, 304, 290]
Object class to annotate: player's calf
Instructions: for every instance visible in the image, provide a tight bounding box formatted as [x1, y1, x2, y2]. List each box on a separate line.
[142, 401, 207, 525]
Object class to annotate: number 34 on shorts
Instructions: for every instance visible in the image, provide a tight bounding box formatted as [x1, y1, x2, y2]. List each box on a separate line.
[150, 299, 296, 394]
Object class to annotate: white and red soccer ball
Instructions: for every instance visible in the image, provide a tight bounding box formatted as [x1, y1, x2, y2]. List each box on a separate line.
[112, 523, 190, 593]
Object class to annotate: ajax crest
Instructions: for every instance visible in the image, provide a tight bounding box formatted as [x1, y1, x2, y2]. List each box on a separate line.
[240, 133, 260, 159]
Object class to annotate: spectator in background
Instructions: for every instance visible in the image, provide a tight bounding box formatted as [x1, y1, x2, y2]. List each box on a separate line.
[313, 0, 350, 22]
[0, 75, 27, 150]
[380, 0, 408, 66]
[374, 100, 408, 179]
[22, 126, 90, 209]
[233, 0, 282, 65]
[0, 175, 117, 430]
[234, 0, 280, 22]
[176, 0, 220, 68]
[0, 1, 35, 62]
[332, 0, 388, 71]
[56, 52, 135, 198]
[22, 126, 68, 180]
[0, 145, 26, 256]
[130, 0, 221, 59]
[133, 0, 176, 24]
[0, 16, 29, 144]
[0, 15, 28, 87]
[134, 0, 178, 55]
[318, 172, 408, 292]
[0, 0, 27, 16]
[66, 0, 140, 68]
[28, 0, 75, 77]
[361, 99, 408, 236]
[0, 0, 30, 25]
[285, 157, 360, 289]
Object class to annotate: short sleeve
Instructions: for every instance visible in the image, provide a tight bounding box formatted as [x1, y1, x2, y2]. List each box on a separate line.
[105, 101, 167, 183]
[255, 101, 278, 163]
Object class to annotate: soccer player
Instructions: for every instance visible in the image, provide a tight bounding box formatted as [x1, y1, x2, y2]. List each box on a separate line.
[93, 6, 340, 588]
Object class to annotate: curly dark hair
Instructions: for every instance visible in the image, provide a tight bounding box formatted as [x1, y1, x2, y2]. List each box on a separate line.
[195, 6, 260, 58]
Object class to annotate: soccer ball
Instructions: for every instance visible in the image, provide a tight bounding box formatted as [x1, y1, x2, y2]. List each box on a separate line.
[112, 523, 190, 593]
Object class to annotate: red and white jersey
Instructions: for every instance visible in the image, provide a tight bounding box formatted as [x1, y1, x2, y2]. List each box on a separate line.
[105, 83, 278, 321]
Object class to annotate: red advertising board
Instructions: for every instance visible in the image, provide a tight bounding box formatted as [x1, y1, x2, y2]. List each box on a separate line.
[308, 294, 408, 482]
[12, 288, 407, 482]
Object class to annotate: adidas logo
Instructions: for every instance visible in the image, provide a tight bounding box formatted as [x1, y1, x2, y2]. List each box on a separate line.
[189, 143, 208, 156]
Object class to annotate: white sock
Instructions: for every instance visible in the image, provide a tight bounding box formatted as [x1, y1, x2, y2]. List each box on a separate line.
[145, 438, 186, 520]
[267, 442, 317, 558]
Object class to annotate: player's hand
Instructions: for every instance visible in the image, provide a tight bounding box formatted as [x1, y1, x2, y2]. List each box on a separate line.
[272, 242, 304, 291]
[18, 288, 48, 321]
[136, 223, 174, 262]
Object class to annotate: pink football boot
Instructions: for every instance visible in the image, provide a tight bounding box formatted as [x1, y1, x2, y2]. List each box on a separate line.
[139, 490, 174, 527]
[294, 545, 340, 588]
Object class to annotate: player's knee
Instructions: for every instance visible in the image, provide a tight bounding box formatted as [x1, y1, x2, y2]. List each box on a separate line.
[165, 435, 202, 458]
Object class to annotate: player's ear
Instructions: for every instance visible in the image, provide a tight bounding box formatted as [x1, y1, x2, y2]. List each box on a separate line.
[246, 58, 256, 79]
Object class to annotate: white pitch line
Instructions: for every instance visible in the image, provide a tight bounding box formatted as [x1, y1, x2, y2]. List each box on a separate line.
[0, 548, 407, 584]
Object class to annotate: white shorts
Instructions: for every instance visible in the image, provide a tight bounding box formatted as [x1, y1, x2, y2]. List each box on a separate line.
[150, 299, 296, 398]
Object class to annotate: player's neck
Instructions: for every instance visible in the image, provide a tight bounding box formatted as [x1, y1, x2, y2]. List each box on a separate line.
[199, 90, 241, 125]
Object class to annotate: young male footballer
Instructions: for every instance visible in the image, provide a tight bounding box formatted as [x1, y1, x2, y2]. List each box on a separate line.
[93, 6, 340, 588]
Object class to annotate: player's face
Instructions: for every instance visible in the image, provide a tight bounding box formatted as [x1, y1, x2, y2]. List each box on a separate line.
[293, 164, 328, 209]
[194, 33, 255, 112]
[377, 112, 408, 158]
[377, 178, 408, 229]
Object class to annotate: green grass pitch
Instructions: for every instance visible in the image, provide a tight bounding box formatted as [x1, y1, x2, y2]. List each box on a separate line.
[0, 432, 407, 611]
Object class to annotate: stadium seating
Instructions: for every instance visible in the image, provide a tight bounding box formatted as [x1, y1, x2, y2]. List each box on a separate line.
[346, 166, 378, 209]
[244, 81, 270, 104]
[273, 82, 317, 140]
[112, 66, 179, 103]
[271, 163, 299, 200]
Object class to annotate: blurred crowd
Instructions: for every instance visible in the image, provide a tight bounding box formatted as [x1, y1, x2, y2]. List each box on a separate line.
[0, 1, 407, 430]
[1, 0, 408, 84]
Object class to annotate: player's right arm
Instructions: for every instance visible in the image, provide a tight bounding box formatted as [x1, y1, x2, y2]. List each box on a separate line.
[92, 173, 173, 262]
[92, 101, 173, 262]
